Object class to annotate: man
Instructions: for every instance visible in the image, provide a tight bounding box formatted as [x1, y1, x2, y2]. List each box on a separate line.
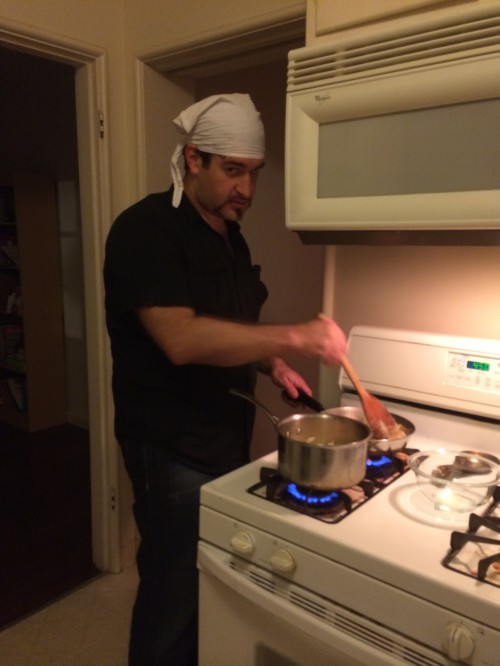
[104, 93, 347, 665]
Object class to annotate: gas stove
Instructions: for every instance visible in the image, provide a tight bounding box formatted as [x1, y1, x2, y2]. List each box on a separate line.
[248, 449, 417, 524]
[198, 327, 500, 666]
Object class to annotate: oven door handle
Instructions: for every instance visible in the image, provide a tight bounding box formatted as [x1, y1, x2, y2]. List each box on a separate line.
[198, 541, 424, 666]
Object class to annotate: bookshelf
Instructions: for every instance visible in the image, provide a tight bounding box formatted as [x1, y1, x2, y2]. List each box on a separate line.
[0, 174, 66, 431]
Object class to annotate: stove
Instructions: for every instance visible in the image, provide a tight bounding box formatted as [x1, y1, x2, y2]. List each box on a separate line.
[198, 327, 500, 666]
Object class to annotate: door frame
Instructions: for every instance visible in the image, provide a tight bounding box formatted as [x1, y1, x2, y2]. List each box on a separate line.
[0, 21, 120, 572]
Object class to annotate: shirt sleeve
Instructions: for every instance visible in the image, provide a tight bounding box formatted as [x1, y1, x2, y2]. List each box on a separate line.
[104, 197, 193, 313]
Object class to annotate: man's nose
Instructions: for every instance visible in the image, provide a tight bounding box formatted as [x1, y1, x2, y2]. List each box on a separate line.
[235, 173, 254, 198]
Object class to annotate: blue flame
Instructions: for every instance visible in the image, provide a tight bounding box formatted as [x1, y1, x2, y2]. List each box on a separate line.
[367, 455, 392, 468]
[288, 483, 340, 505]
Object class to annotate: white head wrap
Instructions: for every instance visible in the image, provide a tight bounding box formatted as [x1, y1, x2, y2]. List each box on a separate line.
[170, 93, 265, 207]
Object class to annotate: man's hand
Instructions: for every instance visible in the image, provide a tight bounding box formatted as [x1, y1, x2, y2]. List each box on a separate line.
[267, 357, 312, 400]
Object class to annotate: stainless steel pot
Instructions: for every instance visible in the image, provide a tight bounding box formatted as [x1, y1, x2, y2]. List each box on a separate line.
[230, 389, 371, 490]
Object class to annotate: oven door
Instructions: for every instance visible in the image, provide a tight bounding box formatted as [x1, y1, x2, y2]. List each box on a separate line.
[198, 541, 449, 666]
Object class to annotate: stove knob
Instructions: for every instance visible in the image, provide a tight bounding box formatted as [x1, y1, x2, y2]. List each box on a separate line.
[442, 623, 475, 661]
[270, 548, 296, 574]
[230, 531, 255, 555]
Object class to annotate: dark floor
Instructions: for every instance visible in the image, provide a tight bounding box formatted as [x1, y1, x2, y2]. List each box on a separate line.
[0, 420, 99, 628]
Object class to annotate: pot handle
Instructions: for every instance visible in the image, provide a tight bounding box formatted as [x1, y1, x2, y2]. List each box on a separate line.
[229, 389, 280, 428]
[291, 388, 325, 413]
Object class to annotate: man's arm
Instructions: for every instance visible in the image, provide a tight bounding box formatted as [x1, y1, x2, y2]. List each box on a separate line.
[136, 306, 346, 370]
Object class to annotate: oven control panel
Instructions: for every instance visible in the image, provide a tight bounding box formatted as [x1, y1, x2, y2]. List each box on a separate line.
[445, 352, 500, 395]
[342, 327, 500, 418]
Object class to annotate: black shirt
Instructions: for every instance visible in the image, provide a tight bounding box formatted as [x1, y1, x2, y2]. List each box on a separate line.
[103, 187, 268, 474]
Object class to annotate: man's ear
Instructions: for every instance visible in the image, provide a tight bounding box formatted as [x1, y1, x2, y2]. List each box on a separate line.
[184, 144, 201, 174]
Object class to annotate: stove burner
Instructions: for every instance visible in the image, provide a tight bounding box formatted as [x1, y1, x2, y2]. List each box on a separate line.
[366, 452, 408, 481]
[248, 450, 416, 524]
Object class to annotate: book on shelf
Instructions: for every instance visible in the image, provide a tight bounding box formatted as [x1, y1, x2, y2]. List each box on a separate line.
[5, 287, 22, 315]
[6, 377, 27, 411]
[0, 323, 25, 372]
[0, 240, 19, 266]
[0, 377, 27, 412]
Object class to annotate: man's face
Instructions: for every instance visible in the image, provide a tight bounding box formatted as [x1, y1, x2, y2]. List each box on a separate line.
[185, 147, 265, 222]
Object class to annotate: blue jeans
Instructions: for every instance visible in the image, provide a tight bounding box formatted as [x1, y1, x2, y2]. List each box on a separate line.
[119, 439, 217, 666]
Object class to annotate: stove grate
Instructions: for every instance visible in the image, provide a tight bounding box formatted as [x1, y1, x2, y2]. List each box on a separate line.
[442, 487, 500, 587]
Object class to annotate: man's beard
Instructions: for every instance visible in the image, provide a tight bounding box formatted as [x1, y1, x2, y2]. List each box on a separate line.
[216, 197, 251, 221]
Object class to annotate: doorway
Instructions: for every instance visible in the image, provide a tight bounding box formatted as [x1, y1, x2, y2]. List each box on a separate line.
[0, 18, 121, 582]
[0, 47, 97, 627]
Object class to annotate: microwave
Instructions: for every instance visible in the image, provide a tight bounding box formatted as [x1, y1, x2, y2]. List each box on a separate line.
[285, 2, 500, 245]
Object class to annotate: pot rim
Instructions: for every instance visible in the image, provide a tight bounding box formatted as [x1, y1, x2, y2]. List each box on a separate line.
[277, 413, 372, 449]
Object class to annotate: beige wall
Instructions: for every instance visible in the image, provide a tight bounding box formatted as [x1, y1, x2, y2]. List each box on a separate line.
[123, 0, 305, 53]
[141, 67, 195, 193]
[333, 246, 500, 340]
[0, 0, 121, 39]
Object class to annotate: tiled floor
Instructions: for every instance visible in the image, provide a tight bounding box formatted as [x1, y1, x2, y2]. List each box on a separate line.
[0, 565, 138, 666]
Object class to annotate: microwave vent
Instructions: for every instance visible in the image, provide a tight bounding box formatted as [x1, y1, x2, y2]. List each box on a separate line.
[288, 6, 500, 92]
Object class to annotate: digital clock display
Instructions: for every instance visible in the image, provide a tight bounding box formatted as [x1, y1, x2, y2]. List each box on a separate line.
[467, 360, 490, 372]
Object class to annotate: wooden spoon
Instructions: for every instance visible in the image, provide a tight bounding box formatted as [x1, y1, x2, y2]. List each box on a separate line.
[340, 353, 397, 439]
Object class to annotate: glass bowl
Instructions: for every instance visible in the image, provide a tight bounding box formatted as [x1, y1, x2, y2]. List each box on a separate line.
[408, 449, 500, 513]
